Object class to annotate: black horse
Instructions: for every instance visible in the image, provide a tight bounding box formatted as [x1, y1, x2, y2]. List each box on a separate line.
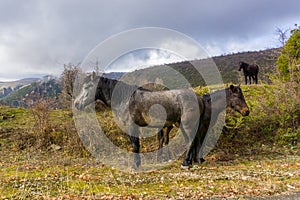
[74, 73, 250, 168]
[157, 85, 250, 166]
[238, 61, 259, 84]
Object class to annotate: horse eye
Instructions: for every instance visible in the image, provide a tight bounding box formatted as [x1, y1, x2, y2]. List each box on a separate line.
[84, 84, 91, 89]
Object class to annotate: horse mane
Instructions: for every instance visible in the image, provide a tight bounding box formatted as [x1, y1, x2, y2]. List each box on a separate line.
[239, 61, 249, 70]
[202, 87, 229, 101]
[95, 76, 138, 107]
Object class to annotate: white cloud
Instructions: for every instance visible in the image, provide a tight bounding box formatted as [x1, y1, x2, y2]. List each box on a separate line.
[160, 39, 208, 60]
[107, 49, 184, 72]
[0, 0, 299, 80]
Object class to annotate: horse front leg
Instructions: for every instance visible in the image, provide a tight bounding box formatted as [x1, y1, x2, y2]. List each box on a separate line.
[193, 123, 208, 165]
[180, 124, 198, 168]
[181, 136, 196, 168]
[244, 75, 248, 85]
[129, 124, 141, 169]
[164, 126, 173, 162]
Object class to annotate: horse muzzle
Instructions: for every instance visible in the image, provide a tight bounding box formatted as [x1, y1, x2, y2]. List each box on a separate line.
[241, 107, 250, 116]
[74, 99, 84, 110]
[74, 102, 80, 110]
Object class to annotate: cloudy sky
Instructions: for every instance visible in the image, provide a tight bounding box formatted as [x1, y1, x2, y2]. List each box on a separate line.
[0, 0, 299, 81]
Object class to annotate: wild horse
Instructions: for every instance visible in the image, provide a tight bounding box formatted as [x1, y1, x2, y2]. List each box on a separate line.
[74, 73, 250, 168]
[157, 85, 250, 166]
[238, 61, 259, 84]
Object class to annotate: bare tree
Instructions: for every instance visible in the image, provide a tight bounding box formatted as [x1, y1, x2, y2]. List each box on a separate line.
[276, 27, 289, 47]
[59, 63, 82, 108]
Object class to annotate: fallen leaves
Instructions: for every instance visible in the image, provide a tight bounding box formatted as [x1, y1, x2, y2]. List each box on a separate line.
[0, 151, 300, 199]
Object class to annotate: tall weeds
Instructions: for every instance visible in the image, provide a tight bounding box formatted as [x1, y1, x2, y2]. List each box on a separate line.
[29, 98, 54, 149]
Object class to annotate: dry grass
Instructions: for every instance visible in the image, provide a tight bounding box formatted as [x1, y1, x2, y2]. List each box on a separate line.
[0, 149, 299, 199]
[0, 83, 299, 199]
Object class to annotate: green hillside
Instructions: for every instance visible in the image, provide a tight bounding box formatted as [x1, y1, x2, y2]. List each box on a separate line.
[123, 48, 281, 87]
[0, 83, 299, 198]
[0, 48, 281, 107]
[0, 78, 60, 107]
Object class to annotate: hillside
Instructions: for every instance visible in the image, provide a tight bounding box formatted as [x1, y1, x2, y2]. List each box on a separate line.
[0, 76, 60, 107]
[0, 48, 281, 107]
[213, 48, 281, 84]
[0, 78, 39, 98]
[123, 48, 281, 87]
[0, 84, 299, 198]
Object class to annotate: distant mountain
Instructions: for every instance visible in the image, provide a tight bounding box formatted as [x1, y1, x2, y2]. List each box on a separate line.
[0, 78, 39, 98]
[0, 48, 281, 107]
[0, 76, 60, 107]
[103, 72, 126, 80]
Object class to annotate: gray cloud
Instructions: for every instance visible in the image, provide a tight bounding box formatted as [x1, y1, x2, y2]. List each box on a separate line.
[0, 0, 299, 80]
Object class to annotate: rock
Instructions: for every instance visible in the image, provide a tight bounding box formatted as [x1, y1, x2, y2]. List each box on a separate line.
[50, 144, 62, 151]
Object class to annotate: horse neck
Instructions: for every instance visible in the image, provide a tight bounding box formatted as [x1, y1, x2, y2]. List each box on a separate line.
[96, 77, 137, 108]
[208, 89, 228, 114]
[241, 63, 249, 71]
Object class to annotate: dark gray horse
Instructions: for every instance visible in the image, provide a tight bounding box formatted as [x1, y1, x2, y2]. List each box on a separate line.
[238, 61, 259, 84]
[74, 73, 250, 168]
[74, 73, 204, 168]
[157, 85, 250, 167]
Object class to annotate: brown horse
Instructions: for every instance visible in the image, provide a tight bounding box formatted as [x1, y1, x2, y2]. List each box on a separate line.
[157, 85, 250, 167]
[238, 61, 259, 84]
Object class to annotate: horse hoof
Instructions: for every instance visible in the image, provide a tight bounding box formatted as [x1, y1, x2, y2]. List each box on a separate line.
[200, 158, 206, 164]
[180, 164, 191, 169]
[181, 161, 192, 169]
[131, 163, 140, 171]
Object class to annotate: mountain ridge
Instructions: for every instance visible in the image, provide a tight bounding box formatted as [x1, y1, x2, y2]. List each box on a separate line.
[0, 48, 281, 107]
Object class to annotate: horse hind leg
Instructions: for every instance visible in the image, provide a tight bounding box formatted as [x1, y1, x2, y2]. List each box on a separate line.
[193, 124, 208, 165]
[157, 126, 173, 162]
[249, 76, 255, 85]
[244, 76, 248, 85]
[129, 124, 141, 169]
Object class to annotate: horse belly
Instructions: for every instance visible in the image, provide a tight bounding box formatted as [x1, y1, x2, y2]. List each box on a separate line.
[129, 89, 193, 127]
[137, 103, 181, 127]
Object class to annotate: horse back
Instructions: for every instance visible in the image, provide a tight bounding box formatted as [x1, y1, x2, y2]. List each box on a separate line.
[249, 64, 259, 75]
[129, 89, 204, 127]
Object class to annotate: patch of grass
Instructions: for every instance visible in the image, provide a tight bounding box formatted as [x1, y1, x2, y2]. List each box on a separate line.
[0, 83, 299, 199]
[0, 150, 299, 199]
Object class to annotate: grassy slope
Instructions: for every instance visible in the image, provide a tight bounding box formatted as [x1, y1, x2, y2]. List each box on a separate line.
[0, 84, 299, 199]
[123, 48, 281, 88]
[0, 152, 299, 199]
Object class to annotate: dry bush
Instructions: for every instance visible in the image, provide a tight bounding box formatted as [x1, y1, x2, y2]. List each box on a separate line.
[29, 97, 54, 149]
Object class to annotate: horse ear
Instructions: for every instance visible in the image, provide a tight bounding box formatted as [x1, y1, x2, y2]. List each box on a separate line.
[92, 71, 96, 80]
